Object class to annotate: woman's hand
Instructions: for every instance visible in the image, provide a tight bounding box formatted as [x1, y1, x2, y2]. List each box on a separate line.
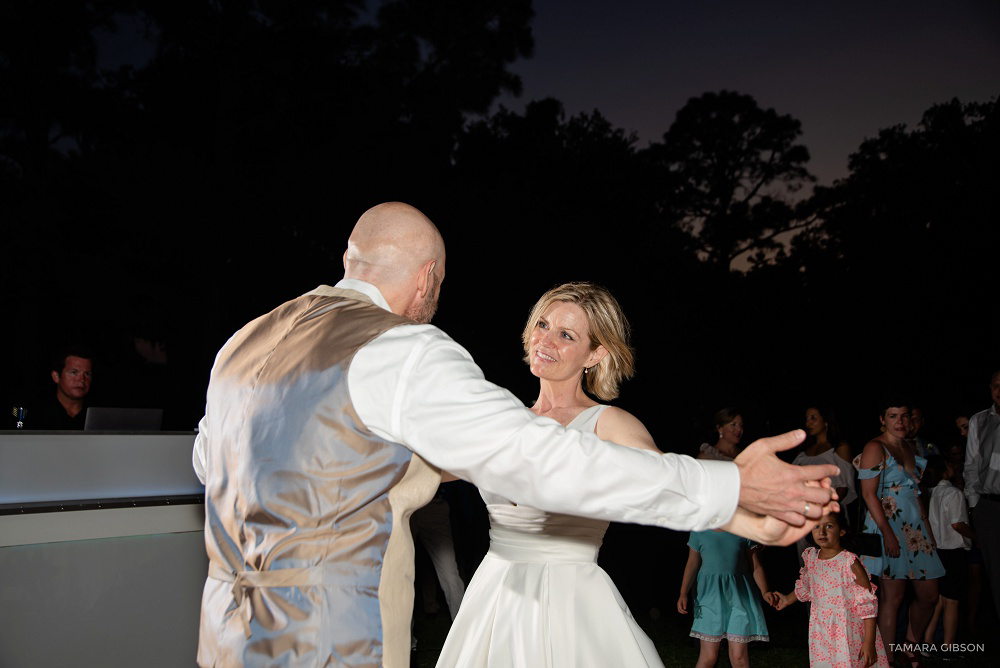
[676, 594, 688, 615]
[763, 591, 780, 608]
[883, 530, 901, 558]
[723, 505, 834, 546]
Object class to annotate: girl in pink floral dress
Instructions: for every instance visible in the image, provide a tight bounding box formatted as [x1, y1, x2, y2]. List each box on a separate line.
[773, 512, 889, 668]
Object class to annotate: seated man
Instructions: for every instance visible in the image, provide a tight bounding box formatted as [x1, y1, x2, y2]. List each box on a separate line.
[28, 347, 94, 430]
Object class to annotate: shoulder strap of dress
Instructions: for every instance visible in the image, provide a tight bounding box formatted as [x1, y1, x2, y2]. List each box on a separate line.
[566, 404, 606, 431]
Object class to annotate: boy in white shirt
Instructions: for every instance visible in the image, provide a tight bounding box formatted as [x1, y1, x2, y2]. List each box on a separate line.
[924, 455, 976, 652]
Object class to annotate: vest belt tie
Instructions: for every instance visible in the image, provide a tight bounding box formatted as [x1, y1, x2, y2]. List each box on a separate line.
[209, 562, 321, 638]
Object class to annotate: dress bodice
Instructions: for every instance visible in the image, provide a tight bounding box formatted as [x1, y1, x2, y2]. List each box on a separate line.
[853, 446, 943, 580]
[855, 448, 925, 494]
[698, 443, 738, 461]
[481, 405, 610, 562]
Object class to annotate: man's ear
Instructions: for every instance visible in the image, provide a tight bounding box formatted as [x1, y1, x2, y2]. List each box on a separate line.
[417, 259, 436, 297]
[342, 249, 349, 270]
[51, 371, 60, 384]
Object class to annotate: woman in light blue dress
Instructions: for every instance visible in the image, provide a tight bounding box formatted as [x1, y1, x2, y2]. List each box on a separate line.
[854, 402, 944, 666]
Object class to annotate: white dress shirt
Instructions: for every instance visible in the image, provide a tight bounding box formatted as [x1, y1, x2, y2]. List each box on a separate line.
[929, 479, 971, 550]
[964, 404, 1000, 508]
[339, 278, 741, 531]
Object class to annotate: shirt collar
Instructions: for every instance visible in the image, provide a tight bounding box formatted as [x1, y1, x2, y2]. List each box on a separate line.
[331, 278, 393, 312]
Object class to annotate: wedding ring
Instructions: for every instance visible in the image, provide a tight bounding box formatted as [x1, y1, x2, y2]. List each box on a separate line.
[804, 502, 811, 516]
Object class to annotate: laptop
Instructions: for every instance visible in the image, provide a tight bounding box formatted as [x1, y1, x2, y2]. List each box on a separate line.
[83, 407, 164, 432]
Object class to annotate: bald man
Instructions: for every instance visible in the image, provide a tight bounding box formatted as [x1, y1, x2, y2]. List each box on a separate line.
[193, 202, 838, 667]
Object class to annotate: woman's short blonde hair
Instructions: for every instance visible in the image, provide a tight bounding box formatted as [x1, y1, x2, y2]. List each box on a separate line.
[521, 282, 635, 401]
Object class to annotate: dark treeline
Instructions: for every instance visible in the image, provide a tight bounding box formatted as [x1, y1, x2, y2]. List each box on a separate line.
[2, 1, 997, 451]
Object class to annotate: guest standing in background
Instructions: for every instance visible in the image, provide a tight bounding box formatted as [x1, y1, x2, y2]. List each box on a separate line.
[699, 407, 744, 461]
[922, 455, 975, 655]
[793, 405, 857, 564]
[855, 401, 944, 666]
[964, 370, 1000, 636]
[679, 530, 772, 668]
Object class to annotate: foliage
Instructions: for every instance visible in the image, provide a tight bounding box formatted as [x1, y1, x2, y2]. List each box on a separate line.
[647, 90, 815, 271]
[1, 0, 995, 431]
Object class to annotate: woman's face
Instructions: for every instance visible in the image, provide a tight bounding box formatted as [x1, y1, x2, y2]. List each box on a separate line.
[527, 301, 604, 382]
[804, 408, 827, 437]
[880, 406, 910, 440]
[718, 416, 744, 447]
[956, 416, 969, 438]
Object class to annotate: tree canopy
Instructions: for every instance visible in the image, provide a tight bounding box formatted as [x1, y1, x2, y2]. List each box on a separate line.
[1, 1, 995, 438]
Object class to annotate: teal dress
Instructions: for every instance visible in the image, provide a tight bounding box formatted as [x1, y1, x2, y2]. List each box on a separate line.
[688, 531, 769, 643]
[855, 448, 945, 579]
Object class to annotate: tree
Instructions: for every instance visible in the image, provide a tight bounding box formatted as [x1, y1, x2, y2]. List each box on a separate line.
[0, 0, 540, 425]
[796, 98, 997, 292]
[648, 91, 814, 271]
[784, 97, 998, 410]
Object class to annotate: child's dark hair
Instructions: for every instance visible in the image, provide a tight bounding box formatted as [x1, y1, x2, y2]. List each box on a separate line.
[923, 455, 948, 492]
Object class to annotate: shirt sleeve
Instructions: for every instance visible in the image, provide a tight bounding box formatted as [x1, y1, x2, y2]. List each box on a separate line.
[349, 324, 740, 531]
[688, 531, 702, 552]
[944, 486, 969, 525]
[965, 415, 982, 507]
[793, 549, 812, 602]
[193, 413, 208, 484]
[849, 562, 879, 620]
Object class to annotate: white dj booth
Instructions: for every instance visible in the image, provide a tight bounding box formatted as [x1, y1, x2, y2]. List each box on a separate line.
[0, 431, 206, 667]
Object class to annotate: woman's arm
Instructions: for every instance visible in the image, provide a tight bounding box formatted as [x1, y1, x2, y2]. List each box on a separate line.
[835, 441, 853, 463]
[858, 440, 900, 557]
[677, 547, 702, 614]
[923, 508, 937, 547]
[595, 406, 661, 454]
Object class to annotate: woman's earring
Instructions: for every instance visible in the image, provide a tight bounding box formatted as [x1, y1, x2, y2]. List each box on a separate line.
[584, 367, 590, 374]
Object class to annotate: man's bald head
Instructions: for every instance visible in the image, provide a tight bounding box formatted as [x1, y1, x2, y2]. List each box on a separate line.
[343, 202, 446, 321]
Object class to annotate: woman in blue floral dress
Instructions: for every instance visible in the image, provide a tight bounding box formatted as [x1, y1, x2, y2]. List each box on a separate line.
[855, 403, 944, 666]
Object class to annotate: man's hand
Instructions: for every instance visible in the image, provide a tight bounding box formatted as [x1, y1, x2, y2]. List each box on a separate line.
[734, 430, 840, 526]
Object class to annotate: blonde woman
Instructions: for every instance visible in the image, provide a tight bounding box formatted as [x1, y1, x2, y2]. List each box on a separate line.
[436, 282, 664, 667]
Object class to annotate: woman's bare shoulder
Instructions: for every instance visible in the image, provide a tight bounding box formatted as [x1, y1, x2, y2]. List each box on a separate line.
[858, 438, 886, 466]
[595, 406, 660, 453]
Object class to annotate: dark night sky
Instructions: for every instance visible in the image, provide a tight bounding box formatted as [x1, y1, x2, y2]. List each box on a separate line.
[496, 1, 1000, 187]
[97, 1, 1000, 188]
[7, 1, 997, 436]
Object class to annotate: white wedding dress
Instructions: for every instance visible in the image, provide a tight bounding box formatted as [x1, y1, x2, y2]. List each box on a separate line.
[435, 405, 664, 667]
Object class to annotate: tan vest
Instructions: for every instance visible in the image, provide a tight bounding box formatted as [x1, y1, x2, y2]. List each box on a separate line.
[197, 287, 440, 667]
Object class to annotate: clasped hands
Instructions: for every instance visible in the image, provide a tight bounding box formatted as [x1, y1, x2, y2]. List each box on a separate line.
[723, 429, 841, 546]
